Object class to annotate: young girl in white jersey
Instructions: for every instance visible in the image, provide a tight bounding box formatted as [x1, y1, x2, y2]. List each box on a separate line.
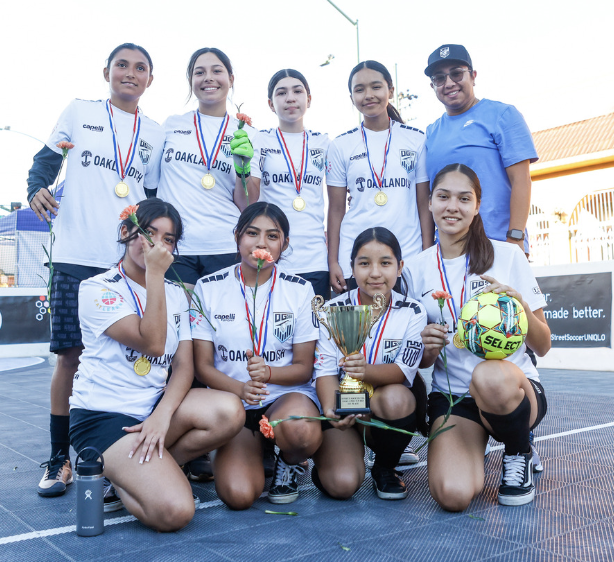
[312, 227, 428, 500]
[26, 43, 165, 498]
[327, 60, 434, 294]
[405, 164, 551, 509]
[69, 198, 244, 531]
[192, 202, 322, 508]
[251, 69, 330, 298]
[157, 47, 258, 287]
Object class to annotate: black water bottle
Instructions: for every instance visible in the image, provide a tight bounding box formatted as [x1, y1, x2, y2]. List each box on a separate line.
[75, 447, 105, 537]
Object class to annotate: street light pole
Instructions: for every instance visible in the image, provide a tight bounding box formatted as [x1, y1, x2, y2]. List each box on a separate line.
[326, 0, 359, 65]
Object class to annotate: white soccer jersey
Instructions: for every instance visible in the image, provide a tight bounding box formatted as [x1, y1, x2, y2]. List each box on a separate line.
[47, 99, 164, 268]
[404, 241, 547, 396]
[70, 267, 191, 420]
[326, 122, 429, 278]
[313, 289, 427, 388]
[156, 112, 259, 255]
[191, 265, 319, 409]
[253, 129, 330, 273]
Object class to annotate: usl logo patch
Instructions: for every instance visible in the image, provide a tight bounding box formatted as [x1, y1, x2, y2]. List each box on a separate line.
[400, 150, 417, 173]
[274, 312, 294, 343]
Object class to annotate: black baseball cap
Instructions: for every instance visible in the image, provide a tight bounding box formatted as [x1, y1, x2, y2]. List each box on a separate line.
[425, 44, 473, 77]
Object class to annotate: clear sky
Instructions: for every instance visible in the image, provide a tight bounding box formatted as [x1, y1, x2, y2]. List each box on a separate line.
[1, 0, 613, 209]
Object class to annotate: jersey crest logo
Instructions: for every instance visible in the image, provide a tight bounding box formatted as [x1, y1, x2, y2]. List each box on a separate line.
[400, 150, 417, 173]
[310, 148, 325, 172]
[94, 289, 124, 312]
[356, 177, 366, 192]
[274, 312, 294, 343]
[139, 139, 153, 165]
[174, 313, 181, 336]
[262, 171, 270, 186]
[440, 47, 450, 59]
[382, 339, 402, 364]
[470, 279, 489, 297]
[220, 137, 232, 159]
[402, 340, 422, 367]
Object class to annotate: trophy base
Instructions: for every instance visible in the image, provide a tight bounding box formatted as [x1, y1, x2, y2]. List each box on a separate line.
[334, 390, 371, 416]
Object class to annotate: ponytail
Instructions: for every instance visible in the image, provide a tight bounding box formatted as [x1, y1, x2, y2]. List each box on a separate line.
[348, 60, 403, 124]
[431, 163, 494, 275]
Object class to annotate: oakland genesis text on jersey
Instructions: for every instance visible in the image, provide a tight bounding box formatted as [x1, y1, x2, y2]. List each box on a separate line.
[47, 99, 164, 268]
[405, 241, 547, 396]
[327, 122, 429, 278]
[70, 267, 191, 420]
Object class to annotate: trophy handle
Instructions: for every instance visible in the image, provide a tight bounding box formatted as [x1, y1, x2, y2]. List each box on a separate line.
[311, 295, 332, 339]
[369, 292, 387, 330]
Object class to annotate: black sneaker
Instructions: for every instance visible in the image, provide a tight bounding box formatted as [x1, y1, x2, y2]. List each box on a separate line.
[268, 455, 305, 504]
[530, 431, 543, 473]
[498, 452, 535, 506]
[371, 464, 408, 500]
[263, 441, 277, 479]
[103, 478, 124, 512]
[184, 454, 214, 482]
[37, 453, 73, 497]
[398, 445, 419, 465]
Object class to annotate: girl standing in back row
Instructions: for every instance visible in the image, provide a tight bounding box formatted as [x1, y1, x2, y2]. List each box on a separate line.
[327, 60, 434, 294]
[157, 47, 259, 287]
[252, 69, 331, 299]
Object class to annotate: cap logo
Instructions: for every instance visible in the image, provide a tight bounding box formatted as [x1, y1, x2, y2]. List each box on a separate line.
[440, 47, 450, 59]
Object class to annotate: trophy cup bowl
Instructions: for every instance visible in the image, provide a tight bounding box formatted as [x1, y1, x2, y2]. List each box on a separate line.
[312, 293, 385, 415]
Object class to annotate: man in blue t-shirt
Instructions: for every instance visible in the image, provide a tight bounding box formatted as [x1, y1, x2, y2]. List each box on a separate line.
[424, 44, 538, 254]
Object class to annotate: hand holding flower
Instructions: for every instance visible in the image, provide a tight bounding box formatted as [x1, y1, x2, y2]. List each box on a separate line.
[140, 234, 174, 276]
[246, 349, 268, 382]
[242, 379, 268, 406]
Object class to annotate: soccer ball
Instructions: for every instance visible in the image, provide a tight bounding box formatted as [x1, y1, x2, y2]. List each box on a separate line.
[457, 292, 528, 359]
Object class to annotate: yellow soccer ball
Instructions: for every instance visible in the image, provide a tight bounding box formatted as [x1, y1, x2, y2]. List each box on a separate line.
[457, 292, 528, 359]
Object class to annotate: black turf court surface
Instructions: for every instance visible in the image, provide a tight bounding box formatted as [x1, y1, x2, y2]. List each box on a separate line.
[1, 360, 613, 561]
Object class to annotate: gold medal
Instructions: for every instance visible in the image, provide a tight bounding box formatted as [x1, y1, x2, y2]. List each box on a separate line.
[133, 356, 151, 376]
[374, 191, 388, 206]
[453, 332, 464, 349]
[292, 196, 306, 212]
[201, 173, 215, 189]
[115, 181, 130, 198]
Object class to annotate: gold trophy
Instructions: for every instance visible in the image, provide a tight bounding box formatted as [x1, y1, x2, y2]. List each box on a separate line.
[312, 293, 386, 415]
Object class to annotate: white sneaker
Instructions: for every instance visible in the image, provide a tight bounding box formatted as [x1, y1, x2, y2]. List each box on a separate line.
[399, 445, 419, 465]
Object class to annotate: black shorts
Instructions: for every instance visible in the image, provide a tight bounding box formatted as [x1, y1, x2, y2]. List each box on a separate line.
[69, 408, 141, 461]
[427, 378, 548, 437]
[168, 253, 240, 285]
[49, 267, 105, 353]
[298, 271, 330, 301]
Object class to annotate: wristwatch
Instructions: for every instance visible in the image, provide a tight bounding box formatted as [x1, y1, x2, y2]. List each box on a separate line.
[506, 229, 525, 241]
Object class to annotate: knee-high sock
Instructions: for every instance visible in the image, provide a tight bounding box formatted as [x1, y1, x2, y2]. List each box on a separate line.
[50, 414, 71, 459]
[370, 413, 416, 469]
[481, 395, 531, 456]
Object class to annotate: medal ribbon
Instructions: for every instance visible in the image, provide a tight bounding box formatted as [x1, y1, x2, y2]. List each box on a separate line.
[194, 112, 230, 173]
[435, 244, 469, 329]
[239, 266, 277, 356]
[276, 129, 308, 196]
[118, 261, 144, 318]
[106, 100, 141, 181]
[356, 289, 392, 364]
[360, 119, 392, 189]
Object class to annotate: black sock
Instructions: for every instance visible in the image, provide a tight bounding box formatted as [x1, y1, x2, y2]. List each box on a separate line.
[370, 413, 416, 469]
[481, 395, 531, 456]
[50, 414, 71, 460]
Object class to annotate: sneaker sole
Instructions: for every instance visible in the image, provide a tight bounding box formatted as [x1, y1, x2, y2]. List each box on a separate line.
[104, 500, 124, 513]
[37, 477, 73, 498]
[372, 482, 409, 500]
[498, 488, 535, 506]
[398, 454, 419, 465]
[268, 493, 299, 504]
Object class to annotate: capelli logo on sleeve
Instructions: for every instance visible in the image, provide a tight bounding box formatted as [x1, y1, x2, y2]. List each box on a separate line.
[214, 314, 235, 322]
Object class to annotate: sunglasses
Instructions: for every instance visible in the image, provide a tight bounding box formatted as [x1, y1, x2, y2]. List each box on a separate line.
[430, 68, 471, 88]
